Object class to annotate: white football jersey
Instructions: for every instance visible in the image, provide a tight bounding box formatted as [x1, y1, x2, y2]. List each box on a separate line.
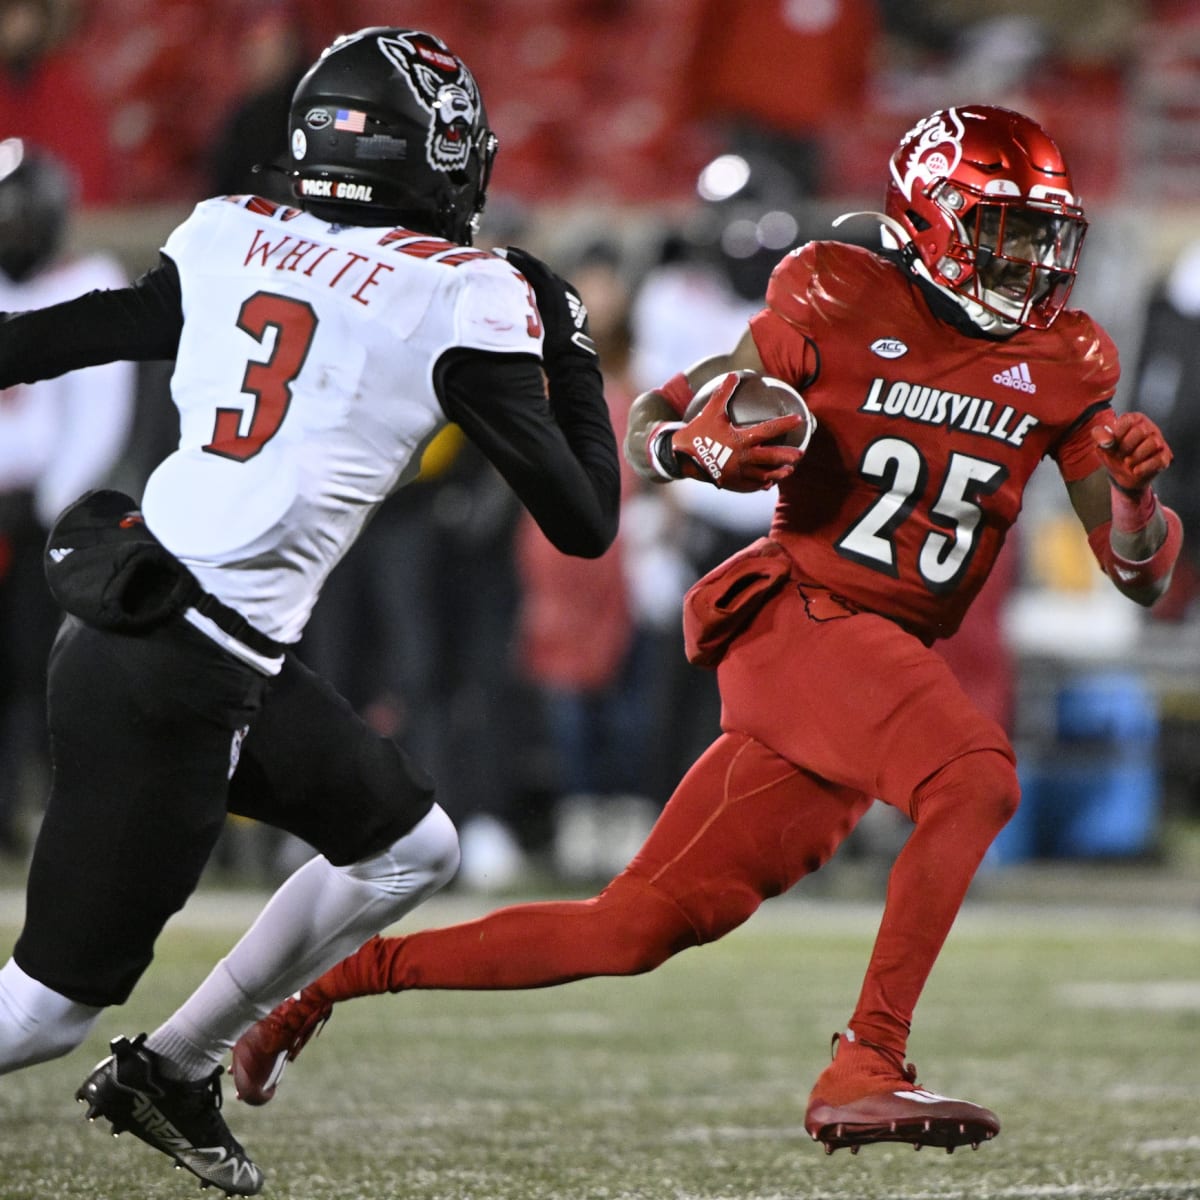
[142, 196, 543, 648]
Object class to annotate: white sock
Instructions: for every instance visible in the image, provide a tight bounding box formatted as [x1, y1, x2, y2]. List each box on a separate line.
[0, 959, 103, 1074]
[146, 804, 458, 1080]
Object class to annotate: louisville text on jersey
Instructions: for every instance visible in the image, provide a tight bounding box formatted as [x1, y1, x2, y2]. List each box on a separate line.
[859, 377, 1039, 447]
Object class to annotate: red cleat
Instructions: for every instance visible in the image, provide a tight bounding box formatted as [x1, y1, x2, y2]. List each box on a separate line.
[804, 1032, 1000, 1155]
[231, 990, 332, 1106]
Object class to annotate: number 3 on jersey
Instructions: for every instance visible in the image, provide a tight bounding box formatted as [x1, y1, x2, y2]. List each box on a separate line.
[204, 291, 317, 462]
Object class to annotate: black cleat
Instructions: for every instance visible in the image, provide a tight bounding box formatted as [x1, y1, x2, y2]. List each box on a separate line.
[76, 1034, 264, 1196]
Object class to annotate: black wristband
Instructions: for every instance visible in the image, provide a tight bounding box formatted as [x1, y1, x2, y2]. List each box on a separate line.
[649, 422, 685, 480]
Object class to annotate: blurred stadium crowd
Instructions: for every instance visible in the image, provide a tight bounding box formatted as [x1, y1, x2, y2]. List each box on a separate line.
[3, 0, 1200, 888]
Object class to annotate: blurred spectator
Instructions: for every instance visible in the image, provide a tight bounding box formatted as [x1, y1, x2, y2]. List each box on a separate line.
[627, 150, 852, 794]
[298, 432, 525, 889]
[1127, 238, 1200, 618]
[0, 0, 114, 205]
[629, 224, 773, 798]
[0, 139, 135, 854]
[514, 241, 658, 882]
[873, 1, 1143, 201]
[208, 4, 307, 200]
[688, 0, 880, 196]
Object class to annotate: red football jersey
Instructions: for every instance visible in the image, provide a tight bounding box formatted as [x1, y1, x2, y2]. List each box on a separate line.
[750, 241, 1119, 641]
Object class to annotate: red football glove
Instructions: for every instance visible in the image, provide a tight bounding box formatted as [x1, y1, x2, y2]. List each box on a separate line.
[668, 373, 805, 492]
[1091, 412, 1173, 494]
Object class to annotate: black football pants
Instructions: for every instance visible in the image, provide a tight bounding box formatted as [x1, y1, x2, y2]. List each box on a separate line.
[14, 615, 433, 1007]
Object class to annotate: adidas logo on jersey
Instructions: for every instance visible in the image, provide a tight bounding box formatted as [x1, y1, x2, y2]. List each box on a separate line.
[993, 362, 1036, 394]
[692, 435, 732, 481]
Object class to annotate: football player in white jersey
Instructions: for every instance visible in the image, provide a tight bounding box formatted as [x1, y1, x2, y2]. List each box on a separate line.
[0, 28, 619, 1195]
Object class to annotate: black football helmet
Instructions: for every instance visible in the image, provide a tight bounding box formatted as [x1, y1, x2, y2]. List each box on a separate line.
[286, 27, 497, 243]
[0, 138, 72, 283]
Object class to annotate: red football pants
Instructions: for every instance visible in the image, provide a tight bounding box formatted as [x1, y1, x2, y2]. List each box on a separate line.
[316, 586, 1019, 1053]
[313, 732, 869, 995]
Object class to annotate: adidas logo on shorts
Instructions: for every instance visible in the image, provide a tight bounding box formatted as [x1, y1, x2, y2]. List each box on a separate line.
[993, 362, 1036, 394]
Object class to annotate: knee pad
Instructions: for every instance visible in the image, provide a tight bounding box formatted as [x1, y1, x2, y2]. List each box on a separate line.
[339, 802, 461, 903]
[914, 748, 1020, 832]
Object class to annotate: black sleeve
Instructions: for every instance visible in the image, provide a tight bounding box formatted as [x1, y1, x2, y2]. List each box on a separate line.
[0, 255, 183, 387]
[434, 347, 620, 558]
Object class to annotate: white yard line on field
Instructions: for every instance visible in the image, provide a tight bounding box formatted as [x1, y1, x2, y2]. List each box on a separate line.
[1057, 980, 1200, 1010]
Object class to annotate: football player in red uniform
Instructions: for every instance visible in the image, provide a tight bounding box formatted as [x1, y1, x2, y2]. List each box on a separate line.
[234, 106, 1179, 1156]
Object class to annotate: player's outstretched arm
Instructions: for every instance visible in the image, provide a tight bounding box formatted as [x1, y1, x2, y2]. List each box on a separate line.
[0, 259, 183, 386]
[1069, 412, 1182, 606]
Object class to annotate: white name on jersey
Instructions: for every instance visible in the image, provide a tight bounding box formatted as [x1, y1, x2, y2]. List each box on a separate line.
[243, 229, 395, 307]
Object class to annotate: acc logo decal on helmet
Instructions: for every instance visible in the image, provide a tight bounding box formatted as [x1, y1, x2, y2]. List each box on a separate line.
[305, 108, 332, 130]
[375, 31, 481, 175]
[891, 109, 973, 203]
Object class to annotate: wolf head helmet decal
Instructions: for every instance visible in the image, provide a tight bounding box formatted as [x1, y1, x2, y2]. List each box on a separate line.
[376, 31, 484, 176]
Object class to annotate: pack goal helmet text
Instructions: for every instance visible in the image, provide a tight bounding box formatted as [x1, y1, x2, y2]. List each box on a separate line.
[287, 27, 497, 243]
[882, 105, 1086, 332]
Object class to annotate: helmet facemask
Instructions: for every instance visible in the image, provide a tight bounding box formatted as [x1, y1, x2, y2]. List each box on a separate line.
[920, 182, 1086, 332]
[879, 106, 1088, 334]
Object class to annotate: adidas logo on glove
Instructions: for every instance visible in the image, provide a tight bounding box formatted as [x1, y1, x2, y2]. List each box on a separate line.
[692, 435, 733, 481]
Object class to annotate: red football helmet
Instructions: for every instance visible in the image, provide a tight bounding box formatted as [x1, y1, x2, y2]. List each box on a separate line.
[882, 105, 1086, 331]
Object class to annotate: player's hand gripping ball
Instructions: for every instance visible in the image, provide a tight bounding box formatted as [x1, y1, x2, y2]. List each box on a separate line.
[673, 370, 814, 491]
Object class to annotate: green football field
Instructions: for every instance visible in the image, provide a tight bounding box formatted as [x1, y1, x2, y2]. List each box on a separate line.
[0, 889, 1197, 1200]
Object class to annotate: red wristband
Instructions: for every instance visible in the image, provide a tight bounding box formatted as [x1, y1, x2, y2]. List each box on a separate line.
[1110, 483, 1157, 535]
[1087, 504, 1183, 592]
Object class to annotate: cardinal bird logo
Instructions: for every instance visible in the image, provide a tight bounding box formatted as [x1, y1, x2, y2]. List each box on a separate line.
[891, 108, 971, 201]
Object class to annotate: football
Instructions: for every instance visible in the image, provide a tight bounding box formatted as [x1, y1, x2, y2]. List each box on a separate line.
[685, 370, 815, 449]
